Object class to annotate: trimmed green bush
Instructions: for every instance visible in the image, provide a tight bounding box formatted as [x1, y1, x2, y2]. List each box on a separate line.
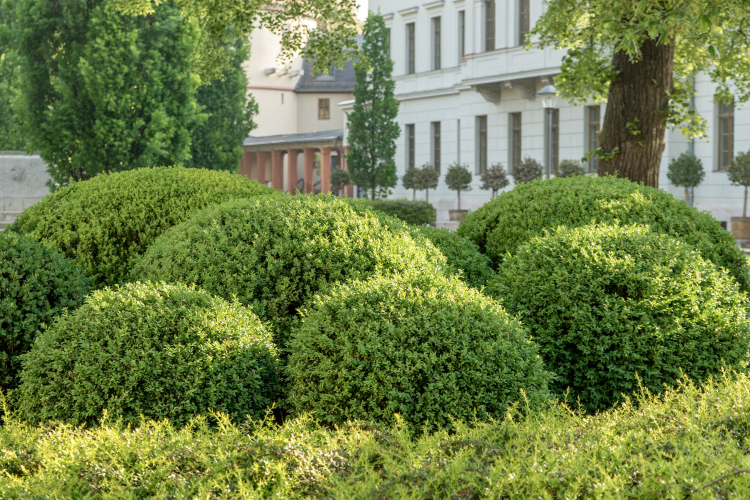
[15, 282, 280, 427]
[488, 224, 750, 412]
[9, 167, 276, 287]
[287, 272, 552, 429]
[411, 226, 495, 289]
[0, 233, 91, 391]
[352, 198, 435, 225]
[132, 195, 446, 352]
[457, 175, 750, 292]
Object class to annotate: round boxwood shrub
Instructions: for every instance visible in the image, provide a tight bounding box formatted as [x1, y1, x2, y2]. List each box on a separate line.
[488, 224, 750, 412]
[131, 195, 447, 352]
[15, 281, 280, 427]
[411, 226, 495, 289]
[0, 233, 92, 391]
[457, 175, 750, 292]
[287, 272, 553, 429]
[9, 167, 277, 287]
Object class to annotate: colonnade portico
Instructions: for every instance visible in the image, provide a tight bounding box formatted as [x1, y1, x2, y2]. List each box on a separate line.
[240, 130, 351, 196]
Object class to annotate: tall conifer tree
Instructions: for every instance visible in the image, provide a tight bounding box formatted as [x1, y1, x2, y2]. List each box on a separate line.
[347, 11, 399, 200]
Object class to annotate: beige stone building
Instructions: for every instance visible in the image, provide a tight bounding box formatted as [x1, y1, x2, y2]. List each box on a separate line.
[240, 28, 359, 196]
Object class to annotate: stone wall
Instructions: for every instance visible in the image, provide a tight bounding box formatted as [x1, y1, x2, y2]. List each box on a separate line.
[0, 152, 51, 230]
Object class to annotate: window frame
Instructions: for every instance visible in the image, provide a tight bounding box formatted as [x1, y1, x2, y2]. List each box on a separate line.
[458, 11, 465, 61]
[718, 100, 734, 171]
[432, 17, 441, 71]
[477, 116, 488, 173]
[406, 124, 415, 170]
[407, 23, 416, 75]
[511, 112, 522, 169]
[518, 0, 530, 45]
[485, 0, 495, 52]
[318, 98, 330, 120]
[586, 106, 600, 172]
[432, 121, 441, 174]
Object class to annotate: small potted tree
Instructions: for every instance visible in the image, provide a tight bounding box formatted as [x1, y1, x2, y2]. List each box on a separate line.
[445, 162, 472, 221]
[414, 163, 439, 202]
[512, 156, 543, 184]
[666, 152, 704, 206]
[727, 151, 750, 242]
[554, 159, 586, 178]
[402, 166, 419, 200]
[479, 163, 509, 199]
[330, 168, 352, 197]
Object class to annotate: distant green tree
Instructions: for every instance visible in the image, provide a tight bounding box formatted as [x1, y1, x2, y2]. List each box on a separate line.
[554, 159, 586, 178]
[728, 151, 750, 218]
[414, 163, 439, 203]
[479, 163, 509, 199]
[0, 4, 23, 150]
[513, 157, 544, 184]
[445, 162, 472, 210]
[667, 152, 704, 206]
[347, 11, 400, 200]
[402, 166, 418, 200]
[187, 36, 257, 172]
[330, 168, 352, 196]
[11, 0, 201, 187]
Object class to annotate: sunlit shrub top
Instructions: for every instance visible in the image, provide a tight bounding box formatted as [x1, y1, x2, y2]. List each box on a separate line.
[10, 166, 276, 287]
[488, 223, 750, 411]
[458, 175, 750, 291]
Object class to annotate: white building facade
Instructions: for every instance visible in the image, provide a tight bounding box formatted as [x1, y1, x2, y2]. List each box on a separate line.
[349, 0, 750, 227]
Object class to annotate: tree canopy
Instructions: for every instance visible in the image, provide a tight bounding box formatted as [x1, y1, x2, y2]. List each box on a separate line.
[531, 0, 750, 187]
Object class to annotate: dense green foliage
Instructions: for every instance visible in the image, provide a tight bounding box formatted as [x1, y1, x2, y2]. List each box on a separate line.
[352, 198, 435, 225]
[0, 233, 91, 391]
[479, 163, 509, 198]
[411, 226, 495, 289]
[554, 159, 585, 178]
[187, 35, 257, 172]
[457, 175, 750, 291]
[329, 168, 352, 196]
[667, 152, 705, 189]
[15, 282, 280, 427]
[288, 272, 552, 429]
[10, 0, 201, 186]
[4, 373, 750, 497]
[512, 156, 543, 184]
[132, 195, 446, 352]
[9, 167, 275, 287]
[489, 224, 750, 411]
[347, 12, 400, 200]
[0, 48, 23, 150]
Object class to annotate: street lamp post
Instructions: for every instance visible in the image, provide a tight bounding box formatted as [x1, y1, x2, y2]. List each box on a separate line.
[537, 84, 557, 179]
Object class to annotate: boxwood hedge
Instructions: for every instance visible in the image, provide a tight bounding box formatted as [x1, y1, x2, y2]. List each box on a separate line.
[15, 282, 280, 427]
[488, 224, 750, 412]
[0, 233, 91, 391]
[287, 272, 552, 429]
[457, 175, 750, 291]
[411, 226, 495, 289]
[9, 167, 276, 287]
[352, 199, 436, 226]
[132, 195, 446, 352]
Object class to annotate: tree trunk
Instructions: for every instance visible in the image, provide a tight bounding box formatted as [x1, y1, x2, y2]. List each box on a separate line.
[412, 189, 415, 201]
[426, 189, 429, 202]
[598, 37, 675, 188]
[684, 187, 689, 204]
[457, 190, 461, 211]
[745, 186, 747, 218]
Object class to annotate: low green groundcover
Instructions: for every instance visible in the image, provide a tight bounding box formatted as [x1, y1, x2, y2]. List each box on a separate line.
[0, 232, 91, 391]
[132, 195, 446, 352]
[411, 225, 495, 289]
[14, 281, 280, 427]
[287, 272, 552, 429]
[3, 373, 750, 497]
[10, 166, 276, 287]
[488, 223, 750, 412]
[457, 174, 750, 292]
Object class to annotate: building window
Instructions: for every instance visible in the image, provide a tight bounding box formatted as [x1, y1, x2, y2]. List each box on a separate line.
[519, 0, 530, 45]
[719, 100, 734, 170]
[587, 106, 600, 171]
[511, 113, 522, 169]
[477, 116, 488, 173]
[485, 0, 495, 52]
[550, 108, 559, 171]
[458, 11, 465, 61]
[407, 23, 415, 75]
[386, 27, 391, 56]
[407, 124, 415, 169]
[432, 17, 441, 70]
[318, 98, 330, 120]
[432, 121, 441, 174]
